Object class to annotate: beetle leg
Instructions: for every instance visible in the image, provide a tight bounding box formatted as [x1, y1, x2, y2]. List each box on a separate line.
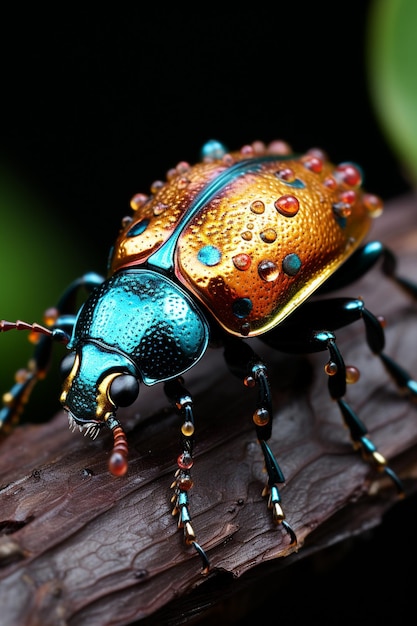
[0, 272, 104, 432]
[0, 322, 70, 432]
[252, 365, 297, 546]
[263, 296, 417, 400]
[380, 244, 417, 300]
[223, 338, 297, 546]
[313, 330, 405, 495]
[164, 377, 210, 574]
[53, 271, 105, 313]
[336, 398, 404, 493]
[360, 306, 417, 399]
[318, 241, 417, 301]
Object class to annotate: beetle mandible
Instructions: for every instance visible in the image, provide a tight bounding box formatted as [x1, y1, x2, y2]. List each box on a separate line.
[1, 139, 417, 573]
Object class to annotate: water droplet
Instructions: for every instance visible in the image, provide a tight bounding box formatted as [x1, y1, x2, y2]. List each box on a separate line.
[177, 176, 190, 188]
[222, 153, 235, 166]
[232, 298, 253, 318]
[306, 147, 328, 162]
[181, 421, 195, 437]
[301, 154, 323, 173]
[275, 167, 295, 182]
[250, 200, 265, 214]
[260, 228, 277, 243]
[153, 202, 168, 216]
[150, 180, 165, 194]
[335, 162, 363, 187]
[339, 189, 356, 205]
[333, 202, 352, 219]
[130, 193, 148, 211]
[253, 407, 270, 426]
[252, 140, 266, 154]
[363, 193, 383, 217]
[258, 260, 279, 282]
[240, 144, 255, 156]
[325, 361, 338, 376]
[201, 139, 227, 161]
[176, 161, 191, 174]
[121, 216, 133, 228]
[233, 253, 251, 271]
[323, 176, 337, 190]
[267, 140, 292, 154]
[282, 253, 302, 276]
[346, 365, 360, 384]
[166, 167, 177, 181]
[274, 194, 300, 217]
[197, 245, 222, 266]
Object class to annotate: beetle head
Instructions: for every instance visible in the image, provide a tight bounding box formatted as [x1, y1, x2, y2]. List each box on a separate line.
[59, 269, 209, 471]
[60, 342, 140, 438]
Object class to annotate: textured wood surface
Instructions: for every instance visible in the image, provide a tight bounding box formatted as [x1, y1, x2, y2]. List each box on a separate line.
[0, 194, 416, 626]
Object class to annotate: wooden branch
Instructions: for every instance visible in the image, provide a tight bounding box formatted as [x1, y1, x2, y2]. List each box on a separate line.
[0, 194, 416, 626]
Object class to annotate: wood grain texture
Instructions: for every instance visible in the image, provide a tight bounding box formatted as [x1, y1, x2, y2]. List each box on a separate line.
[0, 193, 416, 626]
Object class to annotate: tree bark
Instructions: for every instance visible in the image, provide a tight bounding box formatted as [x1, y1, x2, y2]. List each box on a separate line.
[1, 193, 416, 626]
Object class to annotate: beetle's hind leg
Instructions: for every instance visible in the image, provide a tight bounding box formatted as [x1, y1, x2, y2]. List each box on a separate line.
[223, 338, 297, 547]
[164, 377, 210, 574]
[317, 241, 417, 302]
[359, 304, 417, 401]
[315, 330, 405, 494]
[380, 245, 417, 301]
[261, 297, 410, 495]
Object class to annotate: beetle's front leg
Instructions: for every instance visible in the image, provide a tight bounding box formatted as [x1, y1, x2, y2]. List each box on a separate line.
[223, 338, 297, 547]
[164, 377, 210, 574]
[0, 272, 104, 432]
[0, 321, 71, 432]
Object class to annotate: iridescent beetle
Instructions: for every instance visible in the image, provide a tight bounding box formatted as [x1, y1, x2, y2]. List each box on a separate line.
[1, 139, 417, 573]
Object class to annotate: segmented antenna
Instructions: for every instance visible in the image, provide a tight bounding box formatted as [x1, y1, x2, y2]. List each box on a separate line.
[0, 320, 70, 344]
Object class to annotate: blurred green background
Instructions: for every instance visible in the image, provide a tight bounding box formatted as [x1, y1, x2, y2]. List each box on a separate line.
[367, 0, 417, 187]
[0, 162, 99, 417]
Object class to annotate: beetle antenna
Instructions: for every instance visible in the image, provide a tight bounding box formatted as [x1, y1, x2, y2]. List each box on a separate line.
[0, 319, 70, 344]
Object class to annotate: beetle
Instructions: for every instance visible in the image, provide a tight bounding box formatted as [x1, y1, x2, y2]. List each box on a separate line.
[1, 139, 417, 573]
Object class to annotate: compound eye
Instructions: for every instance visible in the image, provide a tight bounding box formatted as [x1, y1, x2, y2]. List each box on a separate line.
[109, 374, 139, 407]
[60, 353, 77, 379]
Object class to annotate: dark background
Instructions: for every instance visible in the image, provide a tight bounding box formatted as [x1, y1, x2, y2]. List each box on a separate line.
[1, 3, 416, 625]
[1, 4, 413, 268]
